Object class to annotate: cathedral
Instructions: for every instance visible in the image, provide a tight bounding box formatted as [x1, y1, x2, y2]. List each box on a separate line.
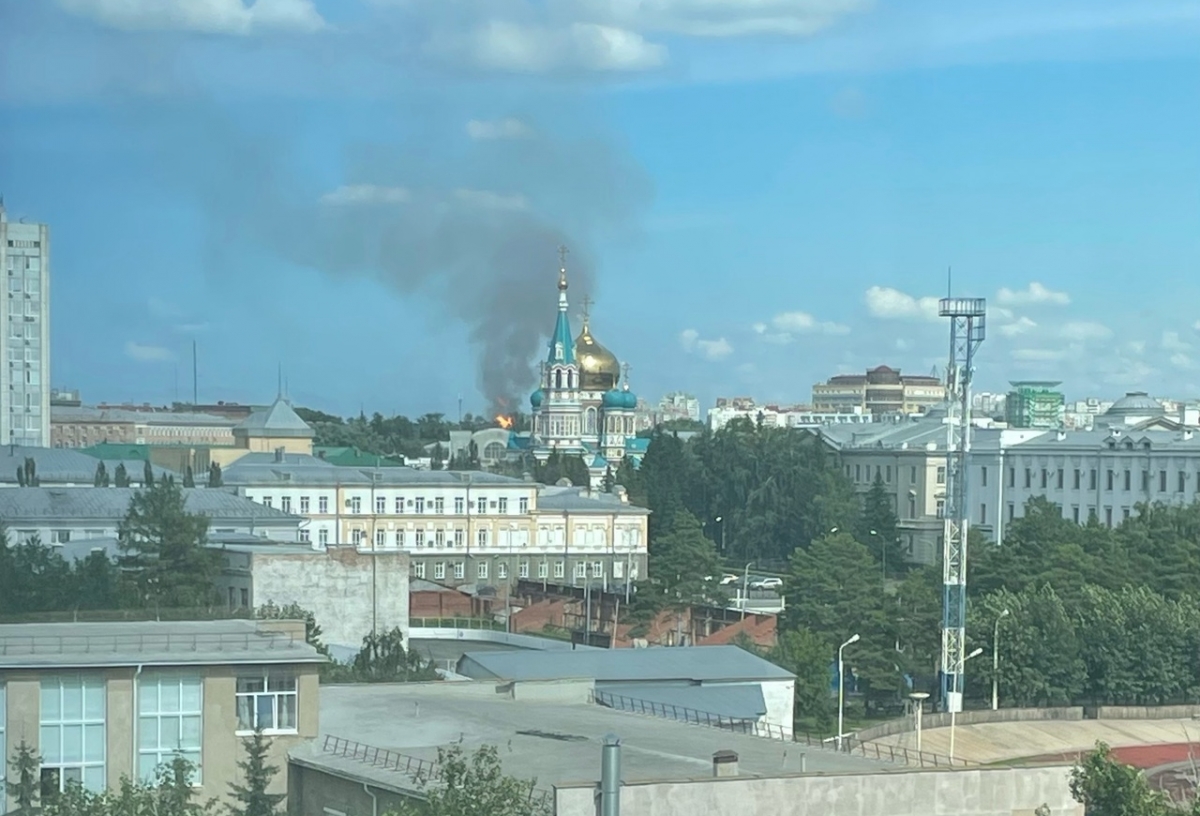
[526, 256, 646, 486]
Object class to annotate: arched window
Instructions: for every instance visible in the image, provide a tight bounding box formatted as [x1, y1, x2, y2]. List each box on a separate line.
[555, 370, 563, 390]
[585, 407, 598, 435]
[483, 442, 505, 461]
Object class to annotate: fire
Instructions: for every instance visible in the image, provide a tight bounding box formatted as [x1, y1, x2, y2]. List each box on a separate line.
[495, 415, 514, 430]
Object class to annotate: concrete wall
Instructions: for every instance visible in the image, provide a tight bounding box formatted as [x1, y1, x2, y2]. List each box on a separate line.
[855, 707, 1083, 742]
[555, 765, 1083, 816]
[288, 759, 416, 816]
[409, 626, 594, 651]
[1094, 705, 1200, 719]
[758, 678, 795, 737]
[251, 547, 410, 649]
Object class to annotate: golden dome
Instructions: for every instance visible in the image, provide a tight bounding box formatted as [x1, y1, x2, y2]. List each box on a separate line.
[576, 321, 620, 392]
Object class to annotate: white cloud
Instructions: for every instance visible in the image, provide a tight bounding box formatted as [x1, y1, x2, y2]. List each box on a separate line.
[864, 286, 940, 321]
[453, 189, 528, 211]
[436, 21, 667, 73]
[995, 282, 1070, 307]
[320, 184, 410, 207]
[125, 341, 174, 363]
[753, 310, 849, 343]
[1170, 352, 1194, 370]
[56, 0, 325, 34]
[998, 316, 1038, 338]
[580, 0, 869, 38]
[1162, 330, 1192, 353]
[466, 118, 534, 140]
[1060, 321, 1113, 342]
[1011, 347, 1068, 362]
[680, 328, 732, 361]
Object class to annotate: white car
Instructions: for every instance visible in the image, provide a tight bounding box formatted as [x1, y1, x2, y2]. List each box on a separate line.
[749, 577, 783, 591]
[718, 574, 740, 586]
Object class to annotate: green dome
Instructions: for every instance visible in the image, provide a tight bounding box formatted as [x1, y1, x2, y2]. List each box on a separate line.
[602, 389, 625, 409]
[530, 389, 545, 409]
[621, 389, 638, 410]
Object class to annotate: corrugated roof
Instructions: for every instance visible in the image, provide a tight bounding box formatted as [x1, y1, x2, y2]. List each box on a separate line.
[0, 619, 324, 669]
[51, 406, 239, 426]
[233, 398, 315, 438]
[223, 453, 526, 487]
[596, 683, 767, 721]
[0, 487, 301, 522]
[456, 644, 794, 683]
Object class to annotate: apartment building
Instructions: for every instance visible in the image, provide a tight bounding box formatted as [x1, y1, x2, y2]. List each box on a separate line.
[708, 398, 872, 431]
[0, 619, 323, 810]
[51, 406, 238, 448]
[812, 365, 945, 417]
[221, 452, 650, 590]
[0, 202, 50, 447]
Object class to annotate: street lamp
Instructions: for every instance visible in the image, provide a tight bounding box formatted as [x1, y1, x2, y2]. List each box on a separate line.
[992, 609, 1010, 711]
[740, 561, 753, 621]
[837, 633, 861, 751]
[908, 692, 930, 753]
[714, 516, 726, 554]
[949, 647, 984, 763]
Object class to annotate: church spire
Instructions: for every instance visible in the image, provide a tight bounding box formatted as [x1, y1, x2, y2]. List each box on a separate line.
[547, 246, 576, 366]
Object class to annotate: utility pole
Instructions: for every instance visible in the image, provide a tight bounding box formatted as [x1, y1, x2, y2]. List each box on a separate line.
[938, 291, 987, 714]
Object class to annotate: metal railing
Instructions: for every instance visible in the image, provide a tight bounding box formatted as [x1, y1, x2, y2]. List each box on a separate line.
[409, 617, 506, 631]
[589, 690, 976, 768]
[0, 629, 301, 656]
[321, 735, 554, 810]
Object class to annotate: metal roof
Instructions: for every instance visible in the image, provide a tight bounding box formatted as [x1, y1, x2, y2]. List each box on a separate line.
[51, 406, 239, 426]
[0, 487, 301, 523]
[233, 398, 315, 438]
[224, 453, 529, 488]
[536, 486, 649, 515]
[596, 682, 767, 721]
[0, 619, 324, 669]
[456, 644, 794, 683]
[0, 446, 176, 484]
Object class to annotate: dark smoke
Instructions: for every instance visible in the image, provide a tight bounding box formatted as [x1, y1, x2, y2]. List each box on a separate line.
[128, 91, 652, 412]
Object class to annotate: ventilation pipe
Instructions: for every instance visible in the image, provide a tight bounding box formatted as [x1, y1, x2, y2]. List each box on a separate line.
[600, 734, 621, 816]
[712, 750, 739, 778]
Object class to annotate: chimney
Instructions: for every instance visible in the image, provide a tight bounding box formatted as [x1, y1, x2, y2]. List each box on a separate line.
[274, 447, 285, 463]
[712, 750, 739, 778]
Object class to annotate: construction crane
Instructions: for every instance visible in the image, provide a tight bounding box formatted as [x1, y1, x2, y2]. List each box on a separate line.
[937, 295, 986, 714]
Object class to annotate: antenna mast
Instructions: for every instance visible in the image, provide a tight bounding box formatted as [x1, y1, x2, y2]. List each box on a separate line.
[937, 290, 986, 714]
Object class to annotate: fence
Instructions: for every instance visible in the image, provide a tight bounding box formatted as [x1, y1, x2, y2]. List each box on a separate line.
[589, 690, 974, 768]
[409, 617, 506, 631]
[0, 628, 302, 656]
[321, 735, 554, 811]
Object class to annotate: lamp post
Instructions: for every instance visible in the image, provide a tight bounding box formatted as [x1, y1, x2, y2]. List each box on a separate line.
[837, 633, 861, 751]
[949, 647, 984, 763]
[741, 561, 752, 621]
[715, 515, 726, 554]
[992, 608, 1010, 711]
[908, 692, 930, 753]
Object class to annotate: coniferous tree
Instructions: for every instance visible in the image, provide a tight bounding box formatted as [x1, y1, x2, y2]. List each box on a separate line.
[143, 459, 155, 487]
[8, 740, 41, 814]
[117, 479, 219, 609]
[430, 443, 444, 471]
[858, 472, 904, 576]
[602, 464, 616, 493]
[389, 744, 550, 816]
[114, 462, 130, 487]
[208, 461, 223, 487]
[22, 457, 38, 487]
[183, 464, 196, 487]
[94, 460, 110, 487]
[228, 730, 285, 816]
[16, 464, 24, 487]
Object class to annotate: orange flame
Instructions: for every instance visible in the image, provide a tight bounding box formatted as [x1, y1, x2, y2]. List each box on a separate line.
[495, 415, 514, 430]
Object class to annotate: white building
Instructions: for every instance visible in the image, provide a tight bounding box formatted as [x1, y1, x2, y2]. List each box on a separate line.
[709, 398, 872, 432]
[658, 392, 701, 423]
[0, 202, 50, 446]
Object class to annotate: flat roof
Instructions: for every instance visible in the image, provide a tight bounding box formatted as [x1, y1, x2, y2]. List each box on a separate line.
[0, 619, 325, 669]
[309, 683, 890, 791]
[457, 644, 794, 683]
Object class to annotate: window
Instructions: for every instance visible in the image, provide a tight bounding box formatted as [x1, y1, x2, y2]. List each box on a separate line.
[434, 562, 445, 580]
[40, 675, 107, 792]
[1073, 469, 1081, 490]
[1105, 507, 1113, 527]
[435, 529, 445, 547]
[375, 496, 386, 514]
[1180, 471, 1187, 493]
[910, 466, 917, 483]
[498, 498, 509, 514]
[519, 562, 530, 579]
[1040, 470, 1047, 489]
[262, 496, 273, 508]
[855, 465, 861, 481]
[415, 497, 425, 514]
[477, 562, 489, 580]
[454, 562, 465, 579]
[1055, 469, 1063, 489]
[433, 497, 444, 514]
[1072, 506, 1080, 523]
[554, 561, 565, 578]
[519, 497, 529, 513]
[980, 467, 987, 487]
[875, 466, 881, 481]
[299, 529, 310, 543]
[138, 674, 202, 783]
[281, 497, 292, 513]
[241, 589, 249, 607]
[1024, 469, 1031, 489]
[50, 529, 71, 544]
[235, 672, 297, 734]
[935, 499, 945, 519]
[375, 529, 386, 548]
[980, 504, 987, 525]
[591, 561, 603, 578]
[477, 529, 489, 548]
[352, 529, 364, 545]
[907, 497, 916, 519]
[318, 528, 329, 546]
[415, 530, 425, 547]
[476, 497, 487, 513]
[1141, 471, 1149, 491]
[1123, 507, 1131, 521]
[1106, 470, 1114, 491]
[351, 497, 362, 514]
[936, 466, 946, 485]
[1089, 470, 1097, 490]
[1123, 470, 1131, 491]
[454, 497, 464, 514]
[1160, 470, 1168, 492]
[300, 496, 310, 514]
[394, 497, 404, 513]
[538, 562, 549, 579]
[319, 496, 329, 514]
[497, 563, 508, 580]
[574, 562, 587, 579]
[1008, 467, 1015, 488]
[886, 465, 893, 483]
[454, 529, 465, 548]
[1006, 502, 1014, 521]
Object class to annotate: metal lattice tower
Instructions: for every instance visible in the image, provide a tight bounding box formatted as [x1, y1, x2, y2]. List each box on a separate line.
[938, 296, 986, 713]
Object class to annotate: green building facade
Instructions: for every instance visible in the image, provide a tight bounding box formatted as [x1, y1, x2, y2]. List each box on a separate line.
[1005, 381, 1065, 429]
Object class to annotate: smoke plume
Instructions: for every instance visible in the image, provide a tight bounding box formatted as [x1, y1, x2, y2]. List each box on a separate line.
[131, 92, 652, 412]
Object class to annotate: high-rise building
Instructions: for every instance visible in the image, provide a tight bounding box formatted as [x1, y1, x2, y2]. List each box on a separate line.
[0, 202, 50, 446]
[1005, 381, 1065, 429]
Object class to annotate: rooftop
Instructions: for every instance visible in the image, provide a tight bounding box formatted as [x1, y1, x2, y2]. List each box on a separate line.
[0, 487, 302, 523]
[222, 453, 526, 487]
[0, 446, 175, 485]
[536, 485, 649, 515]
[233, 398, 315, 439]
[51, 406, 239, 426]
[307, 682, 888, 791]
[457, 644, 794, 683]
[0, 619, 324, 669]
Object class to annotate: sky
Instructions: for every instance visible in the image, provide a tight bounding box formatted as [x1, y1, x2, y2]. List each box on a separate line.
[1, 0, 1198, 418]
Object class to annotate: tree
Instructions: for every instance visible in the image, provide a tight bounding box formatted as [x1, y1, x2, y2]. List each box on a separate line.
[614, 457, 645, 506]
[430, 443, 445, 471]
[114, 462, 130, 487]
[23, 456, 38, 487]
[388, 744, 549, 816]
[183, 464, 196, 487]
[602, 464, 616, 493]
[8, 740, 41, 814]
[257, 601, 329, 658]
[1069, 742, 1172, 816]
[228, 730, 285, 816]
[858, 472, 904, 574]
[208, 461, 223, 487]
[328, 627, 438, 683]
[647, 511, 724, 611]
[767, 628, 834, 731]
[117, 479, 220, 609]
[143, 459, 155, 487]
[94, 460, 110, 487]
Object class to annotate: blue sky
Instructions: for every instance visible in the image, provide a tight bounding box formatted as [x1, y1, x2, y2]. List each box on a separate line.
[1, 0, 1198, 417]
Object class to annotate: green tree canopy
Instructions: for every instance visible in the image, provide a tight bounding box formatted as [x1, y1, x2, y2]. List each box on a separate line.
[387, 744, 550, 816]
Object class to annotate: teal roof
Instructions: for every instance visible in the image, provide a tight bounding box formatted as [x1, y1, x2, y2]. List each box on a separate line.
[530, 389, 544, 409]
[548, 306, 575, 366]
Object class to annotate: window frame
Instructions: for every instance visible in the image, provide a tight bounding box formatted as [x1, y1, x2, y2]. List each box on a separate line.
[39, 674, 108, 793]
[234, 671, 298, 736]
[137, 673, 203, 784]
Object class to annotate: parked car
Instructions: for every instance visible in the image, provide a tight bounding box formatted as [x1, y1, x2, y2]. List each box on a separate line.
[718, 574, 740, 586]
[749, 577, 783, 591]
